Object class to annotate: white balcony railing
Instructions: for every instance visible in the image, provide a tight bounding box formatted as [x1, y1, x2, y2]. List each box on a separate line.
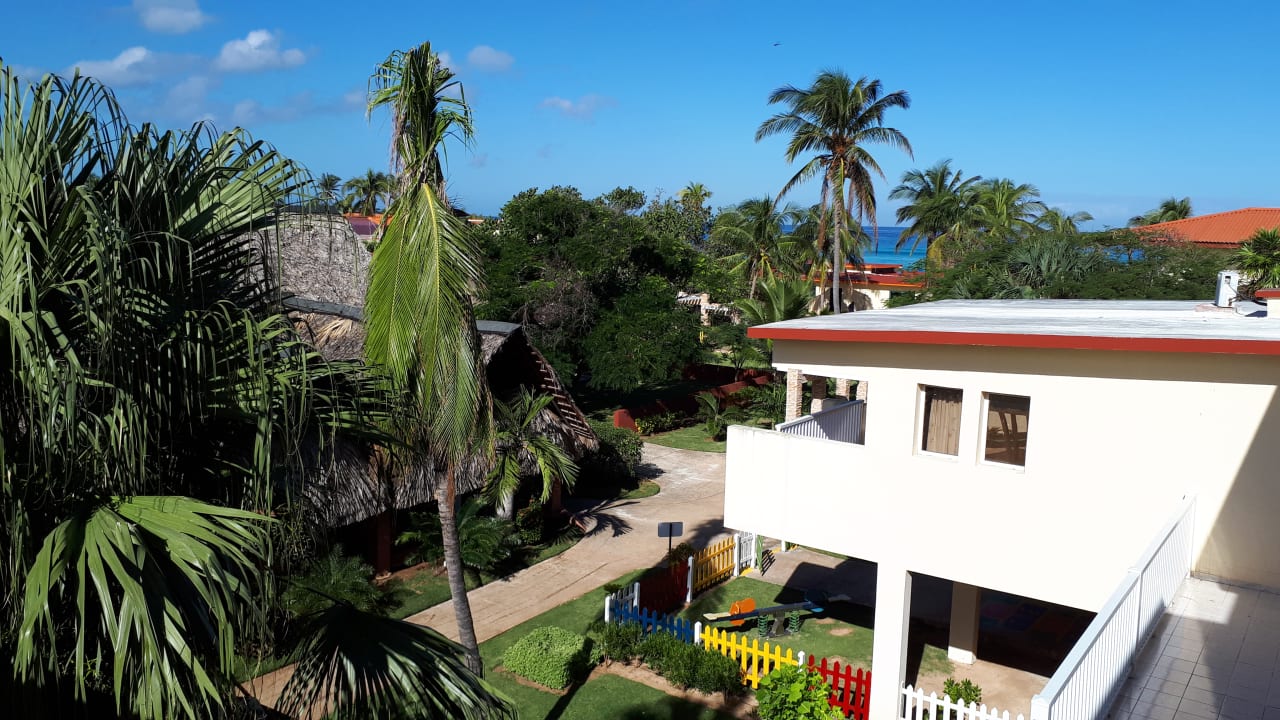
[775, 399, 866, 444]
[1029, 497, 1196, 720]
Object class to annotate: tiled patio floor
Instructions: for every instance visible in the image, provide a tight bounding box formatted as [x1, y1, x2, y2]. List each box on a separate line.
[1111, 577, 1280, 720]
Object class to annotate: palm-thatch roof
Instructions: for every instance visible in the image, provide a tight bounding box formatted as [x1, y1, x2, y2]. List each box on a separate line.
[262, 214, 596, 528]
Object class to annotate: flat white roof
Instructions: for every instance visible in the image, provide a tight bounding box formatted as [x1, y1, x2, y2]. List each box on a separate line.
[750, 299, 1280, 355]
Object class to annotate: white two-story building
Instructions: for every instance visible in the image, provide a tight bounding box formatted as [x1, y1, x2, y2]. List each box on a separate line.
[725, 299, 1280, 720]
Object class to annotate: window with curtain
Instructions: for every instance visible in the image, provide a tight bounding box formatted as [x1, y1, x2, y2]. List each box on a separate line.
[984, 393, 1030, 466]
[920, 385, 963, 456]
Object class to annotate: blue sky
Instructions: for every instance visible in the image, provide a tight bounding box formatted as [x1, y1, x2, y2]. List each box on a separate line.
[4, 0, 1278, 228]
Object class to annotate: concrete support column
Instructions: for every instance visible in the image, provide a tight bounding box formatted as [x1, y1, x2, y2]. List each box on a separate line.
[809, 375, 829, 413]
[834, 378, 852, 400]
[948, 582, 982, 664]
[784, 369, 804, 422]
[855, 379, 869, 402]
[869, 562, 912, 720]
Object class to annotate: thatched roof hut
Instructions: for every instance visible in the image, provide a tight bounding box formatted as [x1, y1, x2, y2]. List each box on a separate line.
[262, 215, 596, 530]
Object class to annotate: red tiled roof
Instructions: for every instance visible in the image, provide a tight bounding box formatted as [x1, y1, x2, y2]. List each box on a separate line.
[1136, 207, 1280, 247]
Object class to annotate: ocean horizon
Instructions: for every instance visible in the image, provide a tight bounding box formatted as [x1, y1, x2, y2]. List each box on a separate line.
[779, 225, 926, 267]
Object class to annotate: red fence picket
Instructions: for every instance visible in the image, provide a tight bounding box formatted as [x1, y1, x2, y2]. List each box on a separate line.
[637, 559, 690, 613]
[807, 656, 871, 720]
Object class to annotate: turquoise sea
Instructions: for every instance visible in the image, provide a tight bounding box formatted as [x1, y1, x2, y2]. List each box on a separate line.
[778, 225, 926, 268]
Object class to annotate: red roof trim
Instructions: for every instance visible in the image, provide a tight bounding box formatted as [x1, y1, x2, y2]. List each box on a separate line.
[746, 326, 1280, 356]
[1254, 289, 1280, 299]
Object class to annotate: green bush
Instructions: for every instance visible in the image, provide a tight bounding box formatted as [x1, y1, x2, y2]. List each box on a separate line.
[692, 650, 742, 695]
[756, 665, 842, 720]
[635, 632, 743, 695]
[503, 626, 599, 690]
[598, 621, 645, 662]
[665, 541, 696, 566]
[579, 420, 644, 488]
[944, 677, 982, 706]
[515, 500, 546, 545]
[634, 410, 682, 435]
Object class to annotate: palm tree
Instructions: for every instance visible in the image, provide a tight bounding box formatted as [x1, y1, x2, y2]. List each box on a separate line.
[756, 71, 912, 313]
[710, 197, 802, 298]
[2, 64, 510, 719]
[889, 159, 982, 254]
[398, 498, 519, 584]
[737, 276, 814, 361]
[317, 171, 343, 208]
[344, 169, 394, 214]
[362, 41, 492, 676]
[970, 178, 1047, 240]
[677, 181, 712, 211]
[1233, 228, 1280, 291]
[1129, 197, 1193, 227]
[486, 389, 579, 521]
[1037, 207, 1094, 234]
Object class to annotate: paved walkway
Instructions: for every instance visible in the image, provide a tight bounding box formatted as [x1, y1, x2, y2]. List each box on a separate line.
[1111, 577, 1280, 720]
[404, 443, 730, 641]
[246, 443, 729, 709]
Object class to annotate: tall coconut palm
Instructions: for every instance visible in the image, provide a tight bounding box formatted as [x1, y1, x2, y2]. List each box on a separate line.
[2, 64, 510, 720]
[970, 178, 1047, 240]
[344, 169, 394, 214]
[710, 197, 802, 298]
[317, 171, 343, 207]
[889, 159, 982, 254]
[486, 390, 579, 521]
[677, 181, 713, 211]
[1036, 207, 1094, 234]
[756, 71, 912, 313]
[1129, 196, 1193, 227]
[362, 41, 492, 675]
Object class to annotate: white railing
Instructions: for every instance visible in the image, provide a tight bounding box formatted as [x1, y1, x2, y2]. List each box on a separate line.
[902, 684, 1026, 720]
[603, 581, 640, 623]
[734, 530, 757, 574]
[775, 399, 866, 444]
[1030, 497, 1196, 720]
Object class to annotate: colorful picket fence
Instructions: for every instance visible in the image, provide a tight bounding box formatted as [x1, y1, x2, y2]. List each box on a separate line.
[603, 581, 640, 623]
[691, 537, 736, 595]
[808, 657, 871, 720]
[611, 603, 697, 643]
[902, 684, 1025, 720]
[699, 624, 800, 688]
[638, 559, 689, 613]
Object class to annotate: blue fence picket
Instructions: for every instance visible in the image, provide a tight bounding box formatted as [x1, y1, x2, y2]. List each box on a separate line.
[612, 603, 694, 643]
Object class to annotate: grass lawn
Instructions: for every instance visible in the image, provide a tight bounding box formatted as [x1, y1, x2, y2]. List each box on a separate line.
[480, 570, 735, 720]
[642, 426, 726, 453]
[621, 479, 661, 500]
[682, 576, 952, 677]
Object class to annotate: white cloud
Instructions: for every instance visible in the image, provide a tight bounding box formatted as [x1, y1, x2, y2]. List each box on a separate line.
[540, 94, 616, 120]
[438, 51, 456, 70]
[469, 153, 488, 168]
[215, 30, 305, 72]
[133, 0, 209, 34]
[70, 46, 161, 86]
[162, 74, 218, 123]
[467, 45, 513, 72]
[229, 91, 363, 126]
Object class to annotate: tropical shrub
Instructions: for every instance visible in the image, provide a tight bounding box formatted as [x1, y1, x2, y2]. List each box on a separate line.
[580, 419, 644, 485]
[503, 627, 600, 689]
[696, 391, 747, 440]
[397, 499, 519, 581]
[692, 650, 743, 695]
[635, 410, 684, 436]
[596, 621, 646, 662]
[755, 665, 843, 720]
[944, 677, 983, 706]
[515, 500, 547, 545]
[282, 546, 406, 618]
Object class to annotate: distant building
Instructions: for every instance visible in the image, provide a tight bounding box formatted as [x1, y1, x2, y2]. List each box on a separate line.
[1136, 207, 1280, 248]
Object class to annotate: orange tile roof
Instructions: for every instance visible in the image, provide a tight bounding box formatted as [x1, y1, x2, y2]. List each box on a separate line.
[1136, 207, 1280, 247]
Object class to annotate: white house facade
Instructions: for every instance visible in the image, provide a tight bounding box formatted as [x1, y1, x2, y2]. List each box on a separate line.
[724, 299, 1280, 719]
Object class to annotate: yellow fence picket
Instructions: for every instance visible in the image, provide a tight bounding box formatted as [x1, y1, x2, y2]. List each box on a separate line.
[692, 537, 735, 594]
[699, 624, 800, 689]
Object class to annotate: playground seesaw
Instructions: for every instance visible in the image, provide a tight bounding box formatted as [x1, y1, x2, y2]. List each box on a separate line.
[701, 589, 850, 637]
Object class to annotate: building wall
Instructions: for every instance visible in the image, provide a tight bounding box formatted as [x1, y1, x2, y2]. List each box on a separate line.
[725, 341, 1280, 611]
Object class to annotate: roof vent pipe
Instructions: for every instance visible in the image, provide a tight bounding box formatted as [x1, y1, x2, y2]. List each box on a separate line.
[1216, 270, 1240, 307]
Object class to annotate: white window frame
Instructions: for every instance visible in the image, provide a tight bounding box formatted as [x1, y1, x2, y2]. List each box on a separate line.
[978, 392, 1030, 469]
[915, 384, 964, 461]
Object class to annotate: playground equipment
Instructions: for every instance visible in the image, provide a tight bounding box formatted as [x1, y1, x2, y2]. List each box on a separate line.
[702, 589, 849, 637]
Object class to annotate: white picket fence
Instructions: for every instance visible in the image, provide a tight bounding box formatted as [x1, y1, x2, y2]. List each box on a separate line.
[603, 581, 640, 623]
[902, 684, 1026, 720]
[607, 530, 759, 617]
[1029, 497, 1196, 720]
[734, 530, 757, 574]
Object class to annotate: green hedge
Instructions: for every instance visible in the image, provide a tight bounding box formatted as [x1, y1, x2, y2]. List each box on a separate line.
[636, 632, 742, 695]
[503, 626, 600, 690]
